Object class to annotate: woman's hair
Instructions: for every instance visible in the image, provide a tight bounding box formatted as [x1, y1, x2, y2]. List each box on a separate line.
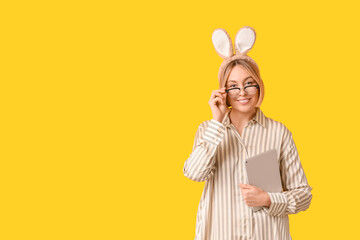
[220, 59, 263, 107]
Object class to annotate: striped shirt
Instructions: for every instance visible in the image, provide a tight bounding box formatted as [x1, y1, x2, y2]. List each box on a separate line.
[183, 107, 312, 240]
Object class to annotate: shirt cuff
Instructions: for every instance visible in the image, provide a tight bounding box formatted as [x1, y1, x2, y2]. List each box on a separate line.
[202, 119, 226, 145]
[263, 192, 288, 217]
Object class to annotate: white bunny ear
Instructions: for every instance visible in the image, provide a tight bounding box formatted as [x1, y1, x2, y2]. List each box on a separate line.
[234, 26, 256, 55]
[212, 28, 234, 59]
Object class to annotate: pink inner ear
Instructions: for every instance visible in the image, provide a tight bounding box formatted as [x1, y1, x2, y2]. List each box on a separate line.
[212, 29, 233, 58]
[235, 28, 256, 54]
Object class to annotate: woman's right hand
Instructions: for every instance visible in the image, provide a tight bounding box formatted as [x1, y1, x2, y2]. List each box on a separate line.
[208, 87, 229, 123]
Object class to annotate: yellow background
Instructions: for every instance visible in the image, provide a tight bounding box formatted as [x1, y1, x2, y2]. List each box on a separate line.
[1, 0, 359, 239]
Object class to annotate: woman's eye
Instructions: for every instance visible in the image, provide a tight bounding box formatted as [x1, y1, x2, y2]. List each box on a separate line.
[246, 81, 253, 85]
[230, 84, 236, 87]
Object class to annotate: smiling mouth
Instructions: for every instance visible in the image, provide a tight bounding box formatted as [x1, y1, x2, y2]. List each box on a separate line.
[237, 98, 251, 103]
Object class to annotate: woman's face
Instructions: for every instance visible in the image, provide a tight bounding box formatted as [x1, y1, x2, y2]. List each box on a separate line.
[226, 65, 259, 113]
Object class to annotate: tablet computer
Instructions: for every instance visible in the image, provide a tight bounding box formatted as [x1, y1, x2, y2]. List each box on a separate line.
[245, 148, 283, 212]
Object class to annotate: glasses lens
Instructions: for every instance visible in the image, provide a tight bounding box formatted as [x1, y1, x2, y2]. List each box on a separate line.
[227, 86, 258, 97]
[245, 86, 258, 95]
[228, 88, 240, 98]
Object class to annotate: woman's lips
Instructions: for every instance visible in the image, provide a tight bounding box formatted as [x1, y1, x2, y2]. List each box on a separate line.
[237, 98, 251, 104]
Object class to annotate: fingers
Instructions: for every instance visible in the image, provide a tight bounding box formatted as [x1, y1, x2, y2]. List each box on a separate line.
[240, 184, 265, 197]
[211, 89, 226, 98]
[218, 87, 227, 95]
[213, 95, 224, 105]
[209, 97, 224, 106]
[210, 88, 227, 103]
[239, 183, 251, 189]
[218, 87, 226, 93]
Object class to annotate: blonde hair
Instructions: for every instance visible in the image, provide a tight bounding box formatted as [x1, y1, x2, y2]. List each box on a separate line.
[220, 59, 264, 107]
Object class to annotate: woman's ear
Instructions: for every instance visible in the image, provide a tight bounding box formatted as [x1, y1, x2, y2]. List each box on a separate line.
[212, 28, 234, 59]
[234, 26, 256, 55]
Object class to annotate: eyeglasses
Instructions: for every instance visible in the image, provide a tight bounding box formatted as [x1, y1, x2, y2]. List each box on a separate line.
[225, 85, 259, 98]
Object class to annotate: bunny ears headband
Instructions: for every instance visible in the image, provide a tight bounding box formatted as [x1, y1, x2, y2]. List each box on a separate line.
[212, 26, 264, 107]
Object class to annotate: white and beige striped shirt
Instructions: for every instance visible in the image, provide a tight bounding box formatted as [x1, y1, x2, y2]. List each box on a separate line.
[183, 107, 312, 240]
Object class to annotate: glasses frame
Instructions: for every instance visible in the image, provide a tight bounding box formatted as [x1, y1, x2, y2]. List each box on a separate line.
[225, 85, 260, 97]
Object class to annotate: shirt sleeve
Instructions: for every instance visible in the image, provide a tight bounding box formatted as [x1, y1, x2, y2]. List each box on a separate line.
[183, 119, 226, 182]
[263, 130, 313, 217]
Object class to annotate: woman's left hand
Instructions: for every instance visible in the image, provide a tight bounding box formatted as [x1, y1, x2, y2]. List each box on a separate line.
[239, 183, 271, 207]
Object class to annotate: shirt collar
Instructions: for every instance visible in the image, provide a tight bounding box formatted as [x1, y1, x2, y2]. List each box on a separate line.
[222, 107, 267, 129]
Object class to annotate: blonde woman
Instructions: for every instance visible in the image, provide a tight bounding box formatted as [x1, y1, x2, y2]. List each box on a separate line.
[183, 27, 312, 240]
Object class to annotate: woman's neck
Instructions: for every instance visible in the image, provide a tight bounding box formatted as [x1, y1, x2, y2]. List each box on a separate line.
[229, 107, 257, 128]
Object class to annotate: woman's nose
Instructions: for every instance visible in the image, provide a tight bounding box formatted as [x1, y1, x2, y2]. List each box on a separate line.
[239, 88, 247, 96]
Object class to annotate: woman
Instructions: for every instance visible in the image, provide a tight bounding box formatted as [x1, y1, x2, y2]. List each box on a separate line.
[183, 27, 312, 240]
